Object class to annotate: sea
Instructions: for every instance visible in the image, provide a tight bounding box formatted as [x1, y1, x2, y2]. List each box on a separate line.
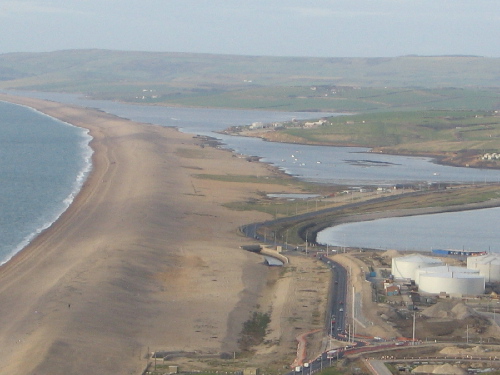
[0, 101, 92, 264]
[2, 91, 500, 264]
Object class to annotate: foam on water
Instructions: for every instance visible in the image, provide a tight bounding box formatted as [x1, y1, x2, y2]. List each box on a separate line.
[0, 102, 93, 265]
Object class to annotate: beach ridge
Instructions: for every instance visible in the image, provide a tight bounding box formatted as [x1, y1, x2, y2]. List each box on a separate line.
[0, 94, 276, 374]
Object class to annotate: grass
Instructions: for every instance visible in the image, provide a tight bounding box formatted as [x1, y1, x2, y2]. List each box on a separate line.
[244, 109, 500, 157]
[175, 148, 210, 159]
[86, 85, 500, 113]
[227, 184, 500, 221]
[315, 367, 344, 375]
[248, 184, 500, 248]
[194, 174, 294, 185]
[224, 198, 332, 217]
[239, 312, 271, 351]
[1, 50, 499, 113]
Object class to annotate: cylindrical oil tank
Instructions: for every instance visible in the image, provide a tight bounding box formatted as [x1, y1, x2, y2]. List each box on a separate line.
[418, 272, 485, 295]
[467, 254, 500, 282]
[391, 254, 443, 280]
[415, 265, 479, 285]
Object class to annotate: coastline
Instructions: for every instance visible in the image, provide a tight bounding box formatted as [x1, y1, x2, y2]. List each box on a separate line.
[1, 94, 498, 373]
[0, 100, 94, 266]
[312, 197, 500, 250]
[235, 128, 500, 171]
[0, 94, 283, 374]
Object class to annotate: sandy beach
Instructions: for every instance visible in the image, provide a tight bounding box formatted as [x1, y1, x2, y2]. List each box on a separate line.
[0, 94, 295, 374]
[4, 94, 498, 374]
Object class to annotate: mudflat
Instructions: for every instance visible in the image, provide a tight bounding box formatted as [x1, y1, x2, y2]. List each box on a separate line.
[0, 95, 281, 374]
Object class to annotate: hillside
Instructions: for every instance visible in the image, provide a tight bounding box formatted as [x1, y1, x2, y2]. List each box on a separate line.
[0, 50, 499, 112]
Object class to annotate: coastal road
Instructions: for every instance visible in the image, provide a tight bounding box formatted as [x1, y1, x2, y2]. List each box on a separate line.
[240, 189, 433, 244]
[320, 257, 348, 340]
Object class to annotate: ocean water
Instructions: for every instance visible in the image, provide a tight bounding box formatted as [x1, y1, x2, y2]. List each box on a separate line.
[0, 101, 92, 264]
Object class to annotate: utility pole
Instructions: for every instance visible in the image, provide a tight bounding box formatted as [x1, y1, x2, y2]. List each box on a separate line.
[305, 231, 308, 254]
[412, 312, 416, 345]
[352, 285, 356, 339]
[331, 314, 335, 337]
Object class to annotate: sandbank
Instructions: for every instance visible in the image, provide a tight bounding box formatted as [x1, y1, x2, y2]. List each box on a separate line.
[0, 94, 284, 374]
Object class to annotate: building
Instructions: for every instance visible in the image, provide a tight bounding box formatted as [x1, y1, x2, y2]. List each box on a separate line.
[418, 271, 484, 296]
[467, 253, 500, 282]
[385, 285, 400, 296]
[391, 254, 443, 280]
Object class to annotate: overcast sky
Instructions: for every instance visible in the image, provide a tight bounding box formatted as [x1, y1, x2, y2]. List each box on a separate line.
[0, 0, 498, 57]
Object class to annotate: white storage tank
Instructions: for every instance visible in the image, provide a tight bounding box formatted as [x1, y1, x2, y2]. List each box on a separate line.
[467, 254, 500, 282]
[418, 272, 485, 295]
[391, 254, 443, 280]
[415, 265, 479, 285]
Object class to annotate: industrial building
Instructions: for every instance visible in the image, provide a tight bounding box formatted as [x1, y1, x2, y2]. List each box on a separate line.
[417, 267, 484, 295]
[467, 253, 500, 282]
[391, 254, 486, 296]
[414, 265, 480, 285]
[391, 254, 443, 280]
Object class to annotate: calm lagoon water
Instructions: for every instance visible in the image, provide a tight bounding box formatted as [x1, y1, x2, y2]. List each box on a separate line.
[3, 90, 500, 258]
[316, 207, 500, 253]
[10, 91, 500, 186]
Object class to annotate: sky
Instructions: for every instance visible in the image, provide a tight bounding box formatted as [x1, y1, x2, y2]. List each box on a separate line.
[0, 0, 499, 57]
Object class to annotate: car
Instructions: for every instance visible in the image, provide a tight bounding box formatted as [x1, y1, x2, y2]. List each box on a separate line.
[339, 307, 344, 312]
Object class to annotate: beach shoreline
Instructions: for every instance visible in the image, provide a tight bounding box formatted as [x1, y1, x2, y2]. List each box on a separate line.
[0, 94, 285, 374]
[0, 100, 94, 266]
[2, 94, 498, 374]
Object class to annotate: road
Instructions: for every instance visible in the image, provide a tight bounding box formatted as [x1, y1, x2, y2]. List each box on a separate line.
[240, 189, 431, 243]
[320, 257, 348, 340]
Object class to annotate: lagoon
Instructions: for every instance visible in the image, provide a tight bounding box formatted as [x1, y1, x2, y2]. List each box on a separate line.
[10, 91, 500, 186]
[6, 91, 500, 254]
[316, 206, 500, 253]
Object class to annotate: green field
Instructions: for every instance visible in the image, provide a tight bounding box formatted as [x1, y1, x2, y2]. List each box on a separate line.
[243, 109, 500, 159]
[0, 50, 499, 113]
[1, 50, 499, 155]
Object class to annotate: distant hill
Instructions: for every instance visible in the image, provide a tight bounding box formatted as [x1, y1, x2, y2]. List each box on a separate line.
[0, 50, 498, 111]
